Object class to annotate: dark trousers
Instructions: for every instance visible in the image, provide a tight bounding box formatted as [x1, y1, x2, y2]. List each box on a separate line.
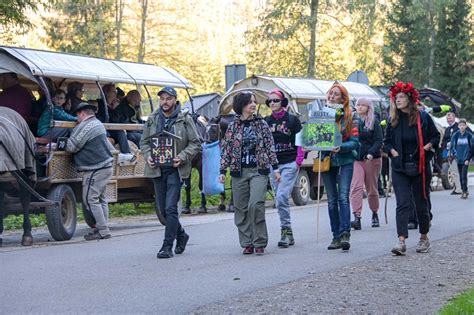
[127, 130, 142, 148]
[457, 163, 469, 193]
[392, 170, 430, 238]
[152, 168, 185, 246]
[409, 165, 433, 224]
[108, 130, 131, 153]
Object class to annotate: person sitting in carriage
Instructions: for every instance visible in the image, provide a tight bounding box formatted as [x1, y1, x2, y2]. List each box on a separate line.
[37, 89, 77, 142]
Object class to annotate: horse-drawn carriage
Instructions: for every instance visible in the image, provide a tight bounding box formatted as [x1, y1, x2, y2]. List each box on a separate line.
[0, 46, 192, 244]
[219, 75, 386, 206]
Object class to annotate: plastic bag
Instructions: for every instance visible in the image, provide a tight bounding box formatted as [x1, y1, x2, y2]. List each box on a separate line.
[202, 140, 224, 196]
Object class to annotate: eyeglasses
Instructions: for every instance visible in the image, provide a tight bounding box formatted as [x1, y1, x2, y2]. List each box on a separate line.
[268, 98, 281, 103]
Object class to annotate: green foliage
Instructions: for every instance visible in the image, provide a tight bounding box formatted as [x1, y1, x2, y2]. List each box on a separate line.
[3, 214, 46, 230]
[0, 0, 37, 29]
[439, 286, 474, 314]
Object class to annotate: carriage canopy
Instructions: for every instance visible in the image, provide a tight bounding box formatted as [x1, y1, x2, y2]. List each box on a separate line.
[219, 75, 383, 115]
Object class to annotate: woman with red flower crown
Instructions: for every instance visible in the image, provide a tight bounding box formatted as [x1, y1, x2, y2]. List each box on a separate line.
[383, 82, 440, 256]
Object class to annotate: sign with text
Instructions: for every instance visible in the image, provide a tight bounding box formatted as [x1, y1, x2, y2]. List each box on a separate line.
[301, 103, 341, 151]
[151, 135, 176, 166]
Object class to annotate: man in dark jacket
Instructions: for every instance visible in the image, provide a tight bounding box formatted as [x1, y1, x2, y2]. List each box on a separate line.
[115, 90, 143, 147]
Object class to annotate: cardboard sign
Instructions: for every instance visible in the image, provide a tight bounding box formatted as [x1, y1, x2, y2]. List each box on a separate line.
[301, 102, 342, 151]
[151, 135, 176, 166]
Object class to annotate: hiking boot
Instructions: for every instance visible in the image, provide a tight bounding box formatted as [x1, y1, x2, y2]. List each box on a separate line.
[407, 222, 418, 230]
[415, 238, 431, 253]
[351, 215, 361, 230]
[175, 233, 190, 255]
[84, 230, 111, 241]
[287, 227, 295, 246]
[391, 240, 406, 255]
[328, 237, 341, 250]
[340, 232, 350, 251]
[157, 245, 173, 259]
[278, 228, 290, 248]
[372, 212, 380, 228]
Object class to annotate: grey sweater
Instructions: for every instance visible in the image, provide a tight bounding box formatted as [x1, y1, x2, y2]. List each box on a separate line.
[66, 116, 113, 171]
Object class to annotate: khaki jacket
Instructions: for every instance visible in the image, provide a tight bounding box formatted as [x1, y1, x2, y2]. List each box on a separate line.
[140, 109, 201, 180]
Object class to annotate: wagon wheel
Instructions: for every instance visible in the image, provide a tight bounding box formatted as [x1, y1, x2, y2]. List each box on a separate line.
[46, 184, 77, 241]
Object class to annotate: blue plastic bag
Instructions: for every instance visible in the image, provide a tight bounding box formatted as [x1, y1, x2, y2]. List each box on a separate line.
[202, 140, 224, 196]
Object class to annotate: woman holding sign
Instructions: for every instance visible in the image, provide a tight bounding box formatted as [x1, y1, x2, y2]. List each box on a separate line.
[321, 82, 360, 251]
[219, 91, 280, 255]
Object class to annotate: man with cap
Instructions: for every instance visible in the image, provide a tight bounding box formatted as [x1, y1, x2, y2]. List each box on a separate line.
[66, 102, 114, 240]
[140, 86, 200, 259]
[264, 88, 303, 248]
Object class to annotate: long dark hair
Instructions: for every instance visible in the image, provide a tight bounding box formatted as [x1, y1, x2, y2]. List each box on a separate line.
[390, 93, 418, 128]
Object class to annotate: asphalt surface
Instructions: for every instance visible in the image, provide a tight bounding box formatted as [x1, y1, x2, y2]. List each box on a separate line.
[0, 188, 473, 314]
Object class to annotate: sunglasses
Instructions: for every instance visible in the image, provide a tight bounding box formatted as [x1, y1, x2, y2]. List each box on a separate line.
[267, 98, 281, 103]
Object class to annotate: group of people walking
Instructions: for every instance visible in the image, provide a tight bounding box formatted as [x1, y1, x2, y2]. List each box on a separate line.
[65, 80, 470, 259]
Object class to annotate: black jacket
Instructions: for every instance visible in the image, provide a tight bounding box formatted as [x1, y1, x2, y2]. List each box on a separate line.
[384, 110, 440, 172]
[357, 118, 383, 160]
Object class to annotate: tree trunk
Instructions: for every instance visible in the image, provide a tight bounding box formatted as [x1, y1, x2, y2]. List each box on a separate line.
[115, 0, 124, 60]
[427, 0, 436, 87]
[307, 0, 319, 78]
[137, 0, 148, 62]
[96, 0, 105, 57]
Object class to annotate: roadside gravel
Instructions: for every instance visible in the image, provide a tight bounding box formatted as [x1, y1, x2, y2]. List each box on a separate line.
[191, 231, 474, 314]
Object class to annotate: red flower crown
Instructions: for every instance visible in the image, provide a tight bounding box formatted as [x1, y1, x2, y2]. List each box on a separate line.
[389, 82, 420, 104]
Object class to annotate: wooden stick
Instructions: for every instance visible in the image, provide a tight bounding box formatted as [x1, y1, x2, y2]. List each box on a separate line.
[316, 152, 322, 243]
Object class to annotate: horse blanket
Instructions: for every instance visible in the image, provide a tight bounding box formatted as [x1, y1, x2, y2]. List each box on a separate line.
[0, 107, 36, 180]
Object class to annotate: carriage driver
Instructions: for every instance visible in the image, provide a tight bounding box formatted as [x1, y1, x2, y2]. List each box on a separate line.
[140, 86, 201, 259]
[66, 102, 114, 240]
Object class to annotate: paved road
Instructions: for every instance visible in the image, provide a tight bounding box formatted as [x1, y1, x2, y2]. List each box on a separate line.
[0, 189, 473, 314]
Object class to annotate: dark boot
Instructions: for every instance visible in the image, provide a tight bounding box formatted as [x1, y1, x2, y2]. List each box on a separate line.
[287, 227, 295, 246]
[340, 232, 351, 251]
[351, 215, 361, 230]
[278, 228, 290, 248]
[327, 237, 341, 250]
[157, 243, 173, 259]
[175, 233, 190, 255]
[371, 212, 380, 228]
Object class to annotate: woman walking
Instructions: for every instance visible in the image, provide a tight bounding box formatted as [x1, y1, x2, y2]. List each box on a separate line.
[264, 88, 303, 248]
[349, 98, 383, 230]
[384, 82, 440, 255]
[321, 82, 360, 251]
[450, 119, 473, 199]
[219, 91, 280, 255]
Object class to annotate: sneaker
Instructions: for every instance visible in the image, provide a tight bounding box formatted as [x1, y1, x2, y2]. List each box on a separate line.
[372, 212, 380, 228]
[157, 245, 173, 259]
[84, 231, 111, 241]
[391, 240, 406, 255]
[255, 247, 265, 255]
[278, 228, 290, 248]
[461, 193, 468, 199]
[351, 215, 361, 230]
[340, 232, 350, 251]
[118, 153, 137, 166]
[407, 222, 418, 230]
[175, 233, 189, 255]
[328, 237, 341, 250]
[416, 238, 431, 253]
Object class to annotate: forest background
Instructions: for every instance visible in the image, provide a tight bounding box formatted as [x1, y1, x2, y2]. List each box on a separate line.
[1, 0, 472, 119]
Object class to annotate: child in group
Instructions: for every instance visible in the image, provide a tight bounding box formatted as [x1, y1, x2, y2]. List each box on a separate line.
[450, 119, 473, 199]
[37, 89, 77, 142]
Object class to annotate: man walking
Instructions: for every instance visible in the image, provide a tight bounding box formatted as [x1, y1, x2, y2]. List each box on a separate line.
[140, 87, 200, 259]
[66, 102, 114, 240]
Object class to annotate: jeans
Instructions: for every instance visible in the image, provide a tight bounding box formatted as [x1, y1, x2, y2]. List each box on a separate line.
[152, 168, 185, 246]
[127, 130, 143, 148]
[392, 170, 430, 238]
[271, 161, 299, 228]
[457, 163, 469, 193]
[321, 163, 354, 238]
[108, 130, 131, 153]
